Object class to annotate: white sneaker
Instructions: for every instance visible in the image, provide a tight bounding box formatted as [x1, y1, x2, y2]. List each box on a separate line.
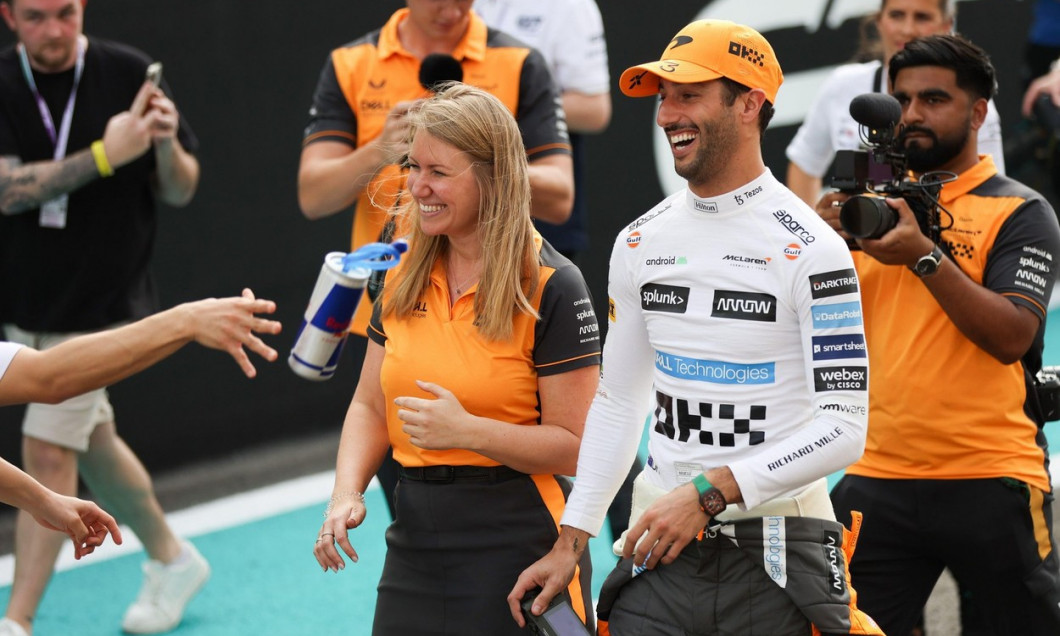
[121, 541, 210, 634]
[0, 618, 29, 636]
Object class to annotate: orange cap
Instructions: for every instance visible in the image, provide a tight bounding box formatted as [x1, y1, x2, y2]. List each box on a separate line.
[620, 20, 784, 103]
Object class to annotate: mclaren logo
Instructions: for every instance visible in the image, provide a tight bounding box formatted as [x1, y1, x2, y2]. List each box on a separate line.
[670, 35, 694, 49]
[368, 79, 386, 90]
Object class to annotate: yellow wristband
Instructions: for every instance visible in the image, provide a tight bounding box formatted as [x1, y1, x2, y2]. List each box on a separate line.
[91, 140, 113, 178]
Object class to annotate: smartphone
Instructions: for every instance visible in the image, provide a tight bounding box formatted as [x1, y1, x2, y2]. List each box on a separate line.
[145, 62, 163, 88]
[520, 589, 591, 636]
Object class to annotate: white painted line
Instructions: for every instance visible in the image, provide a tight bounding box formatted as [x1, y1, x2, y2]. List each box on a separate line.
[0, 470, 380, 587]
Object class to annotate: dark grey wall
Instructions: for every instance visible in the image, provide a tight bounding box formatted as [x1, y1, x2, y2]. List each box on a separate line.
[0, 0, 1033, 473]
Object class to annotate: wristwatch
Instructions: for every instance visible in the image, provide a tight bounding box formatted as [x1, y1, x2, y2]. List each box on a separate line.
[691, 474, 727, 517]
[911, 245, 944, 278]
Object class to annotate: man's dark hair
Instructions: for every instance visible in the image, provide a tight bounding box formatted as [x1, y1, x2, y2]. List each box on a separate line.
[719, 77, 774, 135]
[888, 34, 997, 101]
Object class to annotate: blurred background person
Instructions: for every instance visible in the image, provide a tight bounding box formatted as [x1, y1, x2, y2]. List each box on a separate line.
[785, 0, 1005, 206]
[0, 0, 203, 633]
[297, 0, 572, 338]
[473, 0, 638, 547]
[312, 83, 599, 635]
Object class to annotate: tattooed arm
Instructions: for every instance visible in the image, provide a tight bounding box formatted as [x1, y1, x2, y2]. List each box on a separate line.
[0, 82, 171, 215]
[0, 152, 101, 215]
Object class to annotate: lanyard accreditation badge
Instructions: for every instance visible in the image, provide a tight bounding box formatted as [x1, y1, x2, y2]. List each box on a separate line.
[18, 37, 86, 229]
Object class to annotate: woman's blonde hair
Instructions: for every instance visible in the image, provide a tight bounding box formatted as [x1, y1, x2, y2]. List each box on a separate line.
[382, 82, 540, 341]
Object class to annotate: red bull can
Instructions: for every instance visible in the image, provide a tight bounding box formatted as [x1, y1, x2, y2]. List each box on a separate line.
[288, 252, 371, 381]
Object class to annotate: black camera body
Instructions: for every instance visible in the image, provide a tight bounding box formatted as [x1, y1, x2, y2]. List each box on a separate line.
[831, 93, 944, 242]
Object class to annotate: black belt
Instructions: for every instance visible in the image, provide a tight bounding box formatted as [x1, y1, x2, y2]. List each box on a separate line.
[399, 464, 524, 483]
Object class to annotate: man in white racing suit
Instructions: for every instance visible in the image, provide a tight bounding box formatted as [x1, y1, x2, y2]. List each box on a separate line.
[508, 19, 882, 636]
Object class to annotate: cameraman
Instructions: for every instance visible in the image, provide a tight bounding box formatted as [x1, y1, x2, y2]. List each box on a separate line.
[816, 34, 1060, 635]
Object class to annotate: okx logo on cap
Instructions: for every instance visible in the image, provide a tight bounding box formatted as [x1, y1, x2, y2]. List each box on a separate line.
[620, 20, 783, 103]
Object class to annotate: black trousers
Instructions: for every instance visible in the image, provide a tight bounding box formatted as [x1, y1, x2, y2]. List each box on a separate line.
[831, 475, 1060, 636]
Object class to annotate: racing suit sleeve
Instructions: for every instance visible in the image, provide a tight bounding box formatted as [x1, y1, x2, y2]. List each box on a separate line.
[560, 237, 655, 536]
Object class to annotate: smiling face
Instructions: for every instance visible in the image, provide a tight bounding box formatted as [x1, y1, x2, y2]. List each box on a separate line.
[876, 0, 952, 64]
[656, 78, 740, 190]
[1, 0, 83, 73]
[406, 130, 482, 242]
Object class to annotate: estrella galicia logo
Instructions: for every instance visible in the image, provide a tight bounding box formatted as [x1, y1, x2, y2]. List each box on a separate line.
[641, 283, 689, 313]
[812, 334, 866, 360]
[670, 35, 694, 49]
[809, 268, 858, 299]
[814, 366, 868, 392]
[812, 302, 862, 328]
[712, 290, 776, 322]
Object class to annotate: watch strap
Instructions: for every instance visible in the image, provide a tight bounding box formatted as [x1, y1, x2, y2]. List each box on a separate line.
[691, 473, 727, 517]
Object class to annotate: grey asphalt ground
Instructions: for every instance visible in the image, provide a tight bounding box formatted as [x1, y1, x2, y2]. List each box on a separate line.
[0, 429, 1052, 635]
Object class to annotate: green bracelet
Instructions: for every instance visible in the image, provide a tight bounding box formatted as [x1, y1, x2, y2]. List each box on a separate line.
[691, 473, 712, 496]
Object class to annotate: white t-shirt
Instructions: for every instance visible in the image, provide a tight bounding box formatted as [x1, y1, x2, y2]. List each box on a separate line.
[473, 0, 610, 95]
[0, 341, 23, 384]
[562, 171, 870, 535]
[786, 60, 1006, 179]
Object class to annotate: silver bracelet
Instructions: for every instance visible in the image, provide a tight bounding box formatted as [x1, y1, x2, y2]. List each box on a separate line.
[323, 490, 365, 518]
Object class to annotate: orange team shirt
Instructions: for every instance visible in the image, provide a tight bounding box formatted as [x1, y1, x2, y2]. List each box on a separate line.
[302, 8, 570, 335]
[847, 156, 1060, 491]
[367, 237, 600, 469]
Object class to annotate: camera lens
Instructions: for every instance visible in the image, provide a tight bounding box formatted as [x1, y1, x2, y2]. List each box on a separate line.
[839, 196, 898, 239]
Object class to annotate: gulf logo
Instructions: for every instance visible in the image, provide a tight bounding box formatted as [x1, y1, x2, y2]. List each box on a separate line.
[626, 231, 642, 248]
[784, 243, 802, 260]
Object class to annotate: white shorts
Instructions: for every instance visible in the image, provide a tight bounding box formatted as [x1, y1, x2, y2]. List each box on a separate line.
[3, 324, 117, 452]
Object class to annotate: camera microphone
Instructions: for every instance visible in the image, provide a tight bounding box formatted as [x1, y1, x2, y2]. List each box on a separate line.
[419, 53, 464, 92]
[849, 93, 902, 130]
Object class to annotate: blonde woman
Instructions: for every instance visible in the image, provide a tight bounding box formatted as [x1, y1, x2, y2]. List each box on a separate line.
[313, 83, 599, 635]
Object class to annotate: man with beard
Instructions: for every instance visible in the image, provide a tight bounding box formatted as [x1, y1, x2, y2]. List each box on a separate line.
[0, 0, 204, 634]
[509, 20, 883, 636]
[816, 34, 1060, 635]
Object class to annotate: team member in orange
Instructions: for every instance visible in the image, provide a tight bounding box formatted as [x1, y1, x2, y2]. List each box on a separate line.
[312, 84, 599, 635]
[297, 0, 572, 337]
[817, 35, 1060, 634]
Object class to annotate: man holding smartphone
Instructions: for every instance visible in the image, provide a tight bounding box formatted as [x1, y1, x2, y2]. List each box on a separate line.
[0, 0, 203, 634]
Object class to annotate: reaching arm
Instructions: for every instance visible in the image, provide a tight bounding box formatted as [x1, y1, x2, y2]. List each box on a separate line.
[0, 457, 122, 560]
[0, 289, 281, 406]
